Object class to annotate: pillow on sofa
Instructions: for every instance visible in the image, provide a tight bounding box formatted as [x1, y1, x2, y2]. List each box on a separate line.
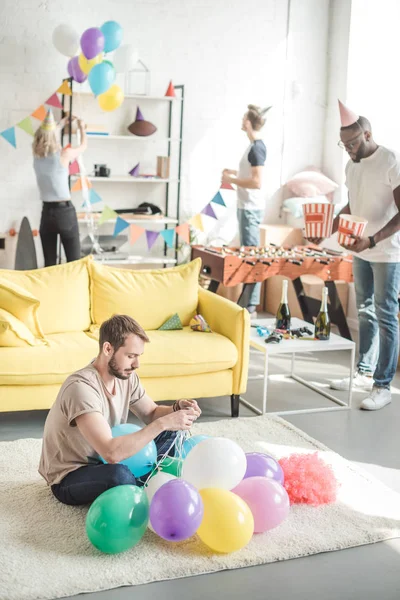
[286, 171, 338, 197]
[90, 258, 201, 330]
[0, 256, 91, 335]
[0, 277, 44, 338]
[0, 308, 47, 347]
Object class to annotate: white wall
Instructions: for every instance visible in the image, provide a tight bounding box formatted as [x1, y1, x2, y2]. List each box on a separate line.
[0, 0, 332, 266]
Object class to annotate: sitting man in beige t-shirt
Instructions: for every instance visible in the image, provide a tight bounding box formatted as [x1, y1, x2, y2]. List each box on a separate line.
[39, 314, 201, 506]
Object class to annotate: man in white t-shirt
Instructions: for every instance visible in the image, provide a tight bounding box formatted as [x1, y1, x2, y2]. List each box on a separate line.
[221, 105, 270, 317]
[39, 314, 201, 505]
[310, 101, 400, 410]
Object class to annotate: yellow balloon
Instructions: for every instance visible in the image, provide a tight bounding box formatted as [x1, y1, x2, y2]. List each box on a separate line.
[98, 84, 124, 112]
[78, 52, 103, 75]
[197, 488, 254, 553]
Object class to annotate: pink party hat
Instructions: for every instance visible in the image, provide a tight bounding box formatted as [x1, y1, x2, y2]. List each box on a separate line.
[41, 109, 56, 132]
[338, 100, 359, 128]
[135, 106, 144, 121]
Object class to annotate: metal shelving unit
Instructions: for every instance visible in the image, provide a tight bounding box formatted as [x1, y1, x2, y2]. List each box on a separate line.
[61, 78, 184, 265]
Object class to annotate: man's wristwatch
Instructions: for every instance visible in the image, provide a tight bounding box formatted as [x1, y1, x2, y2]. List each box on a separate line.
[368, 235, 376, 249]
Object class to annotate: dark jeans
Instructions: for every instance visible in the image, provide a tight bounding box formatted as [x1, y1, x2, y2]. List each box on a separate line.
[51, 430, 177, 506]
[40, 201, 81, 266]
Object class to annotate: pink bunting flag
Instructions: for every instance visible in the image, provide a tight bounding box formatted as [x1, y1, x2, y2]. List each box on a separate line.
[220, 181, 235, 190]
[69, 160, 80, 175]
[175, 223, 190, 244]
[130, 224, 144, 245]
[45, 93, 63, 109]
[146, 230, 159, 250]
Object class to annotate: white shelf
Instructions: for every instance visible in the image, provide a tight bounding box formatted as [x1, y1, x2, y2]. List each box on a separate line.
[86, 134, 181, 142]
[74, 92, 181, 102]
[72, 176, 175, 183]
[78, 216, 178, 225]
[93, 255, 177, 265]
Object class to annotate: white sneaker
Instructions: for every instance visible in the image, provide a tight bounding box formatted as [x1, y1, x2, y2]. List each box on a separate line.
[360, 387, 392, 411]
[330, 371, 374, 392]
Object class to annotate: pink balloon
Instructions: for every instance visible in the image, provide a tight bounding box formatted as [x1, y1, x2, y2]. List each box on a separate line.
[232, 476, 290, 533]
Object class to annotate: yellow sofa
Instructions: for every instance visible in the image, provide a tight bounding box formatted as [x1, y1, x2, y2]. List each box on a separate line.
[0, 256, 250, 417]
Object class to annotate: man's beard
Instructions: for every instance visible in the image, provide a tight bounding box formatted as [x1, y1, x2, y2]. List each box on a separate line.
[351, 142, 366, 163]
[108, 354, 134, 380]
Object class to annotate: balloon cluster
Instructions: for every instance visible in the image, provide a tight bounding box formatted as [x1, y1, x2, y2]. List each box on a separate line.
[52, 22, 139, 112]
[85, 425, 290, 555]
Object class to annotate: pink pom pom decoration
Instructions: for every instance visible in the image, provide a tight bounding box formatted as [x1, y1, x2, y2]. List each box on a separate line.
[278, 452, 339, 506]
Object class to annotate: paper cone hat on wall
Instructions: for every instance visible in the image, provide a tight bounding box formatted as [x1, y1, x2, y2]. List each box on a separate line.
[41, 109, 56, 132]
[129, 163, 140, 176]
[338, 100, 359, 128]
[165, 80, 176, 97]
[127, 106, 157, 137]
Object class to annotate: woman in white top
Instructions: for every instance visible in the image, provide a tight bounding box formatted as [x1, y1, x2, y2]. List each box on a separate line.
[32, 109, 87, 266]
[221, 104, 269, 315]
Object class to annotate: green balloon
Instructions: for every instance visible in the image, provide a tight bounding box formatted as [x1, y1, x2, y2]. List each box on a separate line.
[158, 456, 183, 477]
[86, 485, 149, 554]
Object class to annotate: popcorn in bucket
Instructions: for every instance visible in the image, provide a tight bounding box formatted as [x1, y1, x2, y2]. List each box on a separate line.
[338, 215, 368, 247]
[302, 203, 335, 239]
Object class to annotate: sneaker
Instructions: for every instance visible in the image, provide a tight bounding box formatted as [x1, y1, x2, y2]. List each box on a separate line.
[330, 371, 374, 392]
[360, 387, 392, 411]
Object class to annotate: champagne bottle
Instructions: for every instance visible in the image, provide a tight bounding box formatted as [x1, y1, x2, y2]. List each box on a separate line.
[315, 286, 331, 340]
[275, 279, 291, 331]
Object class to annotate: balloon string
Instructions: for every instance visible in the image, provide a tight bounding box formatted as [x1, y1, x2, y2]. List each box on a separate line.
[143, 429, 192, 487]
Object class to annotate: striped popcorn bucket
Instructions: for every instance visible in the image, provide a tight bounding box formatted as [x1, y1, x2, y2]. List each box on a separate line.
[302, 203, 335, 239]
[338, 215, 368, 246]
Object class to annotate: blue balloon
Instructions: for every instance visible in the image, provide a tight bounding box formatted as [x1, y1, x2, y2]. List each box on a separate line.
[100, 21, 123, 53]
[106, 423, 157, 478]
[88, 62, 115, 96]
[180, 435, 210, 459]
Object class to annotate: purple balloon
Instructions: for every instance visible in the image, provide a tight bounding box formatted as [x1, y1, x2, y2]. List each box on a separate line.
[149, 479, 203, 542]
[67, 56, 87, 83]
[244, 452, 284, 485]
[81, 27, 105, 60]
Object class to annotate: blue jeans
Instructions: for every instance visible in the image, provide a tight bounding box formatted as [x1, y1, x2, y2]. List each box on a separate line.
[51, 430, 177, 506]
[237, 209, 264, 307]
[353, 256, 400, 388]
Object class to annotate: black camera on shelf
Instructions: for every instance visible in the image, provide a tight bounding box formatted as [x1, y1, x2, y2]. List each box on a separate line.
[94, 164, 111, 177]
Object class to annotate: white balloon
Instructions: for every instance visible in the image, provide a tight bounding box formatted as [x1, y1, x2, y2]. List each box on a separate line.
[113, 44, 139, 73]
[145, 472, 176, 532]
[52, 24, 80, 57]
[181, 437, 247, 491]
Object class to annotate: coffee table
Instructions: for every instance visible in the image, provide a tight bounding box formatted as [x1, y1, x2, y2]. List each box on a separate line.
[239, 317, 355, 416]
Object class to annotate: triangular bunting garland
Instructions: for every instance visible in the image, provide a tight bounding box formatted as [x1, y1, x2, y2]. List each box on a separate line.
[71, 177, 92, 192]
[188, 214, 204, 232]
[0, 127, 16, 148]
[31, 105, 47, 122]
[63, 143, 72, 150]
[45, 93, 63, 109]
[98, 206, 118, 225]
[69, 160, 80, 175]
[57, 81, 72, 96]
[220, 181, 235, 190]
[175, 223, 190, 244]
[130, 224, 144, 245]
[17, 117, 34, 137]
[160, 229, 175, 248]
[89, 188, 102, 204]
[201, 203, 217, 219]
[113, 216, 130, 237]
[146, 230, 159, 250]
[211, 191, 226, 207]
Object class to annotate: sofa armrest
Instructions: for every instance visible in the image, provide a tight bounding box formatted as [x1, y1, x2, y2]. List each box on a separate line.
[197, 287, 250, 394]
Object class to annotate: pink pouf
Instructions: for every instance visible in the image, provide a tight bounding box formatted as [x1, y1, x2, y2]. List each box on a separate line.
[279, 452, 339, 506]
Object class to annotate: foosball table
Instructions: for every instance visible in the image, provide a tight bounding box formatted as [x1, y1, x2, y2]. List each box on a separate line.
[191, 244, 354, 340]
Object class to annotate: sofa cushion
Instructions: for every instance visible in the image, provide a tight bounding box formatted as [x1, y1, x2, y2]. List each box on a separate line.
[90, 258, 201, 330]
[87, 326, 238, 377]
[0, 332, 98, 386]
[0, 308, 47, 347]
[0, 277, 44, 338]
[0, 257, 91, 335]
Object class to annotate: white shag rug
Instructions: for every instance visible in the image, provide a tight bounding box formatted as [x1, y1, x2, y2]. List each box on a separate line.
[1, 415, 400, 600]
